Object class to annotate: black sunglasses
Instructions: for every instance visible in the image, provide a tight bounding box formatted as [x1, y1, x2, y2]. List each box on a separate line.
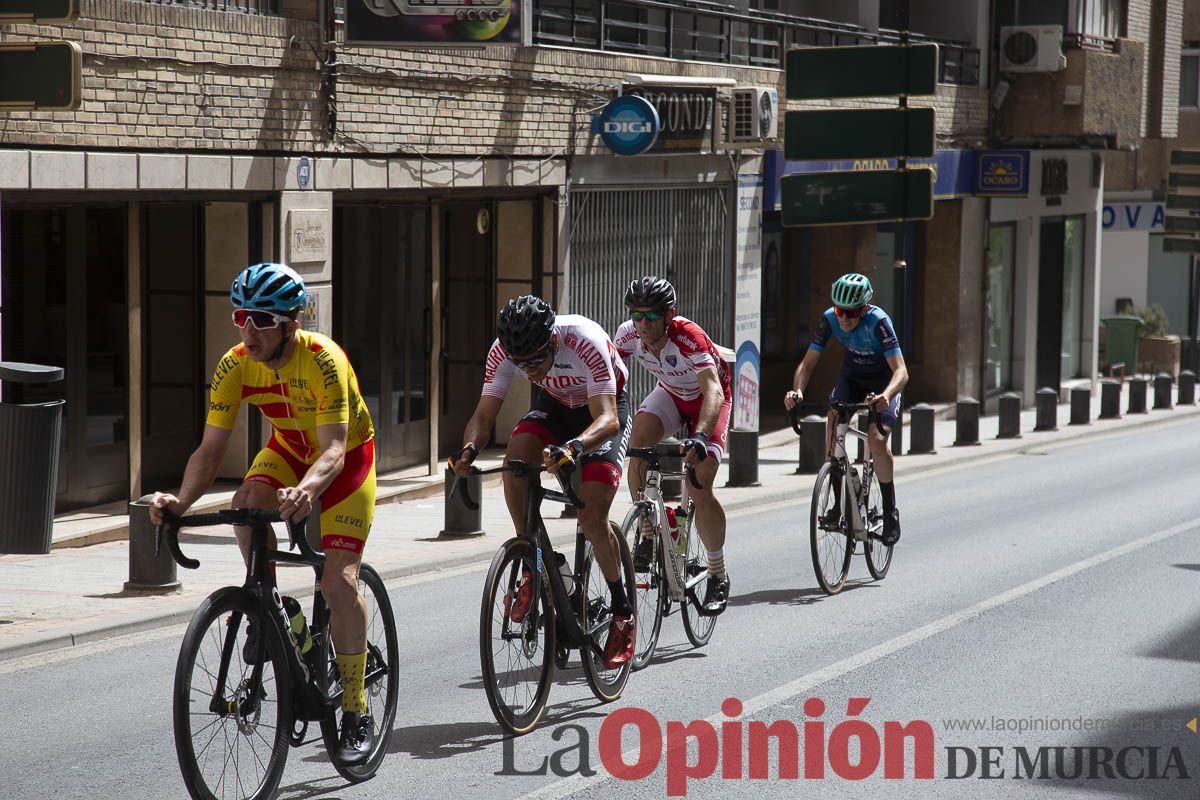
[510, 346, 552, 369]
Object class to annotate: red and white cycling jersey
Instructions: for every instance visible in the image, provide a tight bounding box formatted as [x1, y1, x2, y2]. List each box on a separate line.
[482, 315, 627, 409]
[613, 316, 732, 402]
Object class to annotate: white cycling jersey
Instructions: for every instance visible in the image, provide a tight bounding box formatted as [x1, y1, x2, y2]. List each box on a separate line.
[613, 316, 732, 402]
[482, 314, 627, 409]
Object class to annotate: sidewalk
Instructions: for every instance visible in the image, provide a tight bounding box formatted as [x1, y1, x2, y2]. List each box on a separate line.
[2, 386, 1197, 661]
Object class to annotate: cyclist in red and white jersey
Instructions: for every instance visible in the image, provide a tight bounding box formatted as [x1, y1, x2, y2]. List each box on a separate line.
[451, 296, 637, 668]
[614, 276, 732, 616]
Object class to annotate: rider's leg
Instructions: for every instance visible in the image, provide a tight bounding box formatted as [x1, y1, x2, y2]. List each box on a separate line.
[323, 548, 368, 709]
[577, 476, 623, 586]
[690, 456, 725, 556]
[231, 480, 280, 568]
[503, 432, 546, 533]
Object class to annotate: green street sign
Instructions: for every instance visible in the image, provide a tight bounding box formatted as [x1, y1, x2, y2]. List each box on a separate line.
[785, 107, 934, 161]
[1163, 237, 1200, 254]
[0, 41, 80, 111]
[1164, 215, 1200, 234]
[786, 43, 938, 100]
[1167, 194, 1200, 211]
[780, 168, 933, 227]
[1169, 172, 1200, 188]
[0, 0, 76, 22]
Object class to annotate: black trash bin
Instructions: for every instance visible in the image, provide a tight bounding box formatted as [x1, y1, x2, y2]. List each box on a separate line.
[0, 362, 65, 554]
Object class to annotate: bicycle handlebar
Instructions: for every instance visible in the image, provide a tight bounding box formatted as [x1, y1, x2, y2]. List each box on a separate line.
[155, 508, 317, 571]
[449, 459, 587, 512]
[625, 446, 704, 491]
[789, 400, 883, 433]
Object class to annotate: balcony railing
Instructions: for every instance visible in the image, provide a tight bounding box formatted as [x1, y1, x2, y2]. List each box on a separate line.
[533, 0, 981, 86]
[144, 0, 280, 14]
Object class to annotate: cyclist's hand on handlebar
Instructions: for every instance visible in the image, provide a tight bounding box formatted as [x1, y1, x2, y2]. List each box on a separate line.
[681, 431, 709, 464]
[149, 492, 183, 527]
[449, 443, 478, 478]
[866, 392, 890, 413]
[544, 439, 583, 475]
[277, 486, 313, 521]
[784, 389, 803, 411]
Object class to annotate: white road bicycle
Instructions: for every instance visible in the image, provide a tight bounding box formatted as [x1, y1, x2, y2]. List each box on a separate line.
[622, 446, 715, 670]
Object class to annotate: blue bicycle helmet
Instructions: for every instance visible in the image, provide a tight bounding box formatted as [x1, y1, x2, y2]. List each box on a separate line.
[831, 273, 873, 309]
[230, 263, 306, 315]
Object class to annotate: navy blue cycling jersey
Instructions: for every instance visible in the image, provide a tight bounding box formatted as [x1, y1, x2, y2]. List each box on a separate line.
[809, 306, 902, 376]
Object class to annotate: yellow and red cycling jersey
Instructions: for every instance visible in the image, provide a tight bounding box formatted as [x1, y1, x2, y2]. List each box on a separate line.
[207, 330, 375, 464]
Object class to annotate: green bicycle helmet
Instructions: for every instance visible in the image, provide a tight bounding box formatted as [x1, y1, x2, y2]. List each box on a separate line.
[831, 273, 873, 309]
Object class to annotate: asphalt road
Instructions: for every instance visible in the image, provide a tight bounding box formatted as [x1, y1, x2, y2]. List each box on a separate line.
[3, 416, 1199, 800]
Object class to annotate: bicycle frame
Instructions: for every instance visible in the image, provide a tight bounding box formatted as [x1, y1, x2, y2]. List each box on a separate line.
[626, 471, 704, 604]
[827, 406, 883, 542]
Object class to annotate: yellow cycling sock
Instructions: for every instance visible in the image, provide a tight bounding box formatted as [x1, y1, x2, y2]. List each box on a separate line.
[336, 651, 368, 714]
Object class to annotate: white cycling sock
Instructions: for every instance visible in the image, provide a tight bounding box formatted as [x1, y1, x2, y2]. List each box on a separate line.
[707, 549, 725, 576]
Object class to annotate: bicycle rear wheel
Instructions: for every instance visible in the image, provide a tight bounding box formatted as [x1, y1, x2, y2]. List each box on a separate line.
[681, 510, 716, 647]
[579, 522, 635, 701]
[623, 505, 665, 671]
[863, 471, 893, 580]
[173, 587, 292, 800]
[319, 563, 400, 782]
[810, 462, 852, 595]
[480, 539, 555, 735]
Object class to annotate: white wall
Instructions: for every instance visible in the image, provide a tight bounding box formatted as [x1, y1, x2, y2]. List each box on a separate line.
[1100, 232, 1148, 316]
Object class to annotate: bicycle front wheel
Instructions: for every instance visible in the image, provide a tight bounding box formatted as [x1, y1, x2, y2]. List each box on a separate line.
[173, 587, 292, 800]
[810, 462, 852, 595]
[319, 563, 401, 783]
[480, 539, 555, 735]
[863, 472, 893, 580]
[623, 504, 665, 671]
[681, 512, 717, 648]
[579, 522, 635, 702]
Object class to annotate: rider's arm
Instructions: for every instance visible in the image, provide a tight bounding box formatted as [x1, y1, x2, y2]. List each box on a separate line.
[173, 424, 234, 511]
[460, 394, 504, 456]
[578, 393, 620, 451]
[791, 348, 822, 394]
[693, 366, 725, 437]
[297, 422, 349, 499]
[881, 354, 909, 403]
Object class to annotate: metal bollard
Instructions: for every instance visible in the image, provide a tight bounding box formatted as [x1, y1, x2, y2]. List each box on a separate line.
[796, 414, 826, 474]
[1034, 387, 1058, 431]
[1069, 386, 1091, 425]
[1180, 370, 1196, 406]
[1099, 379, 1121, 419]
[954, 397, 980, 445]
[890, 406, 904, 456]
[442, 467, 484, 536]
[1127, 376, 1148, 414]
[908, 403, 936, 454]
[1154, 373, 1173, 410]
[125, 495, 181, 592]
[725, 429, 761, 487]
[657, 438, 684, 501]
[997, 391, 1022, 438]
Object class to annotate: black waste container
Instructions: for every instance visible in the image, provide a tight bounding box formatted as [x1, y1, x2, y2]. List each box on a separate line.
[0, 362, 65, 554]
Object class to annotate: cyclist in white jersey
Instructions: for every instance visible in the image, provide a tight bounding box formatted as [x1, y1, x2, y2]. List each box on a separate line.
[614, 276, 732, 616]
[451, 295, 637, 668]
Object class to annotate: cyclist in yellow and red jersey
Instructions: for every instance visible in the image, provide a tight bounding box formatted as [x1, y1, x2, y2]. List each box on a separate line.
[149, 262, 378, 767]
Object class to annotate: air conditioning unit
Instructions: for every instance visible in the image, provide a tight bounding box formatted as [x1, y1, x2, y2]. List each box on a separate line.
[725, 87, 778, 145]
[999, 25, 1066, 73]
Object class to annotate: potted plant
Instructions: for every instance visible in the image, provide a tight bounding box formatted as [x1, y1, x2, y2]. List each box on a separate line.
[1136, 304, 1181, 378]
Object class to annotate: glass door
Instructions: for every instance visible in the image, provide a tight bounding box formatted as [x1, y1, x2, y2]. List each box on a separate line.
[335, 205, 431, 472]
[985, 223, 1017, 395]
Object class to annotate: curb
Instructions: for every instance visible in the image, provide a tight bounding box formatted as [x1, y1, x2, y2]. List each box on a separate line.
[6, 404, 1197, 663]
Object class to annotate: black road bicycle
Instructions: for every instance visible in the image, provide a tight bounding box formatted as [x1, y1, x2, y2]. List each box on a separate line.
[158, 508, 400, 800]
[454, 460, 636, 735]
[793, 401, 894, 594]
[621, 446, 714, 670]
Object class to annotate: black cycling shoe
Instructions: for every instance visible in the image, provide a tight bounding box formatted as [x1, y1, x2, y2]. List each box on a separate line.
[334, 711, 376, 767]
[819, 507, 842, 529]
[242, 622, 263, 665]
[633, 535, 656, 571]
[701, 573, 730, 616]
[881, 509, 901, 546]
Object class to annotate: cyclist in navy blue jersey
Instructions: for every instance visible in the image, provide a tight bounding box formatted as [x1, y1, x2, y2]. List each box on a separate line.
[784, 273, 909, 544]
